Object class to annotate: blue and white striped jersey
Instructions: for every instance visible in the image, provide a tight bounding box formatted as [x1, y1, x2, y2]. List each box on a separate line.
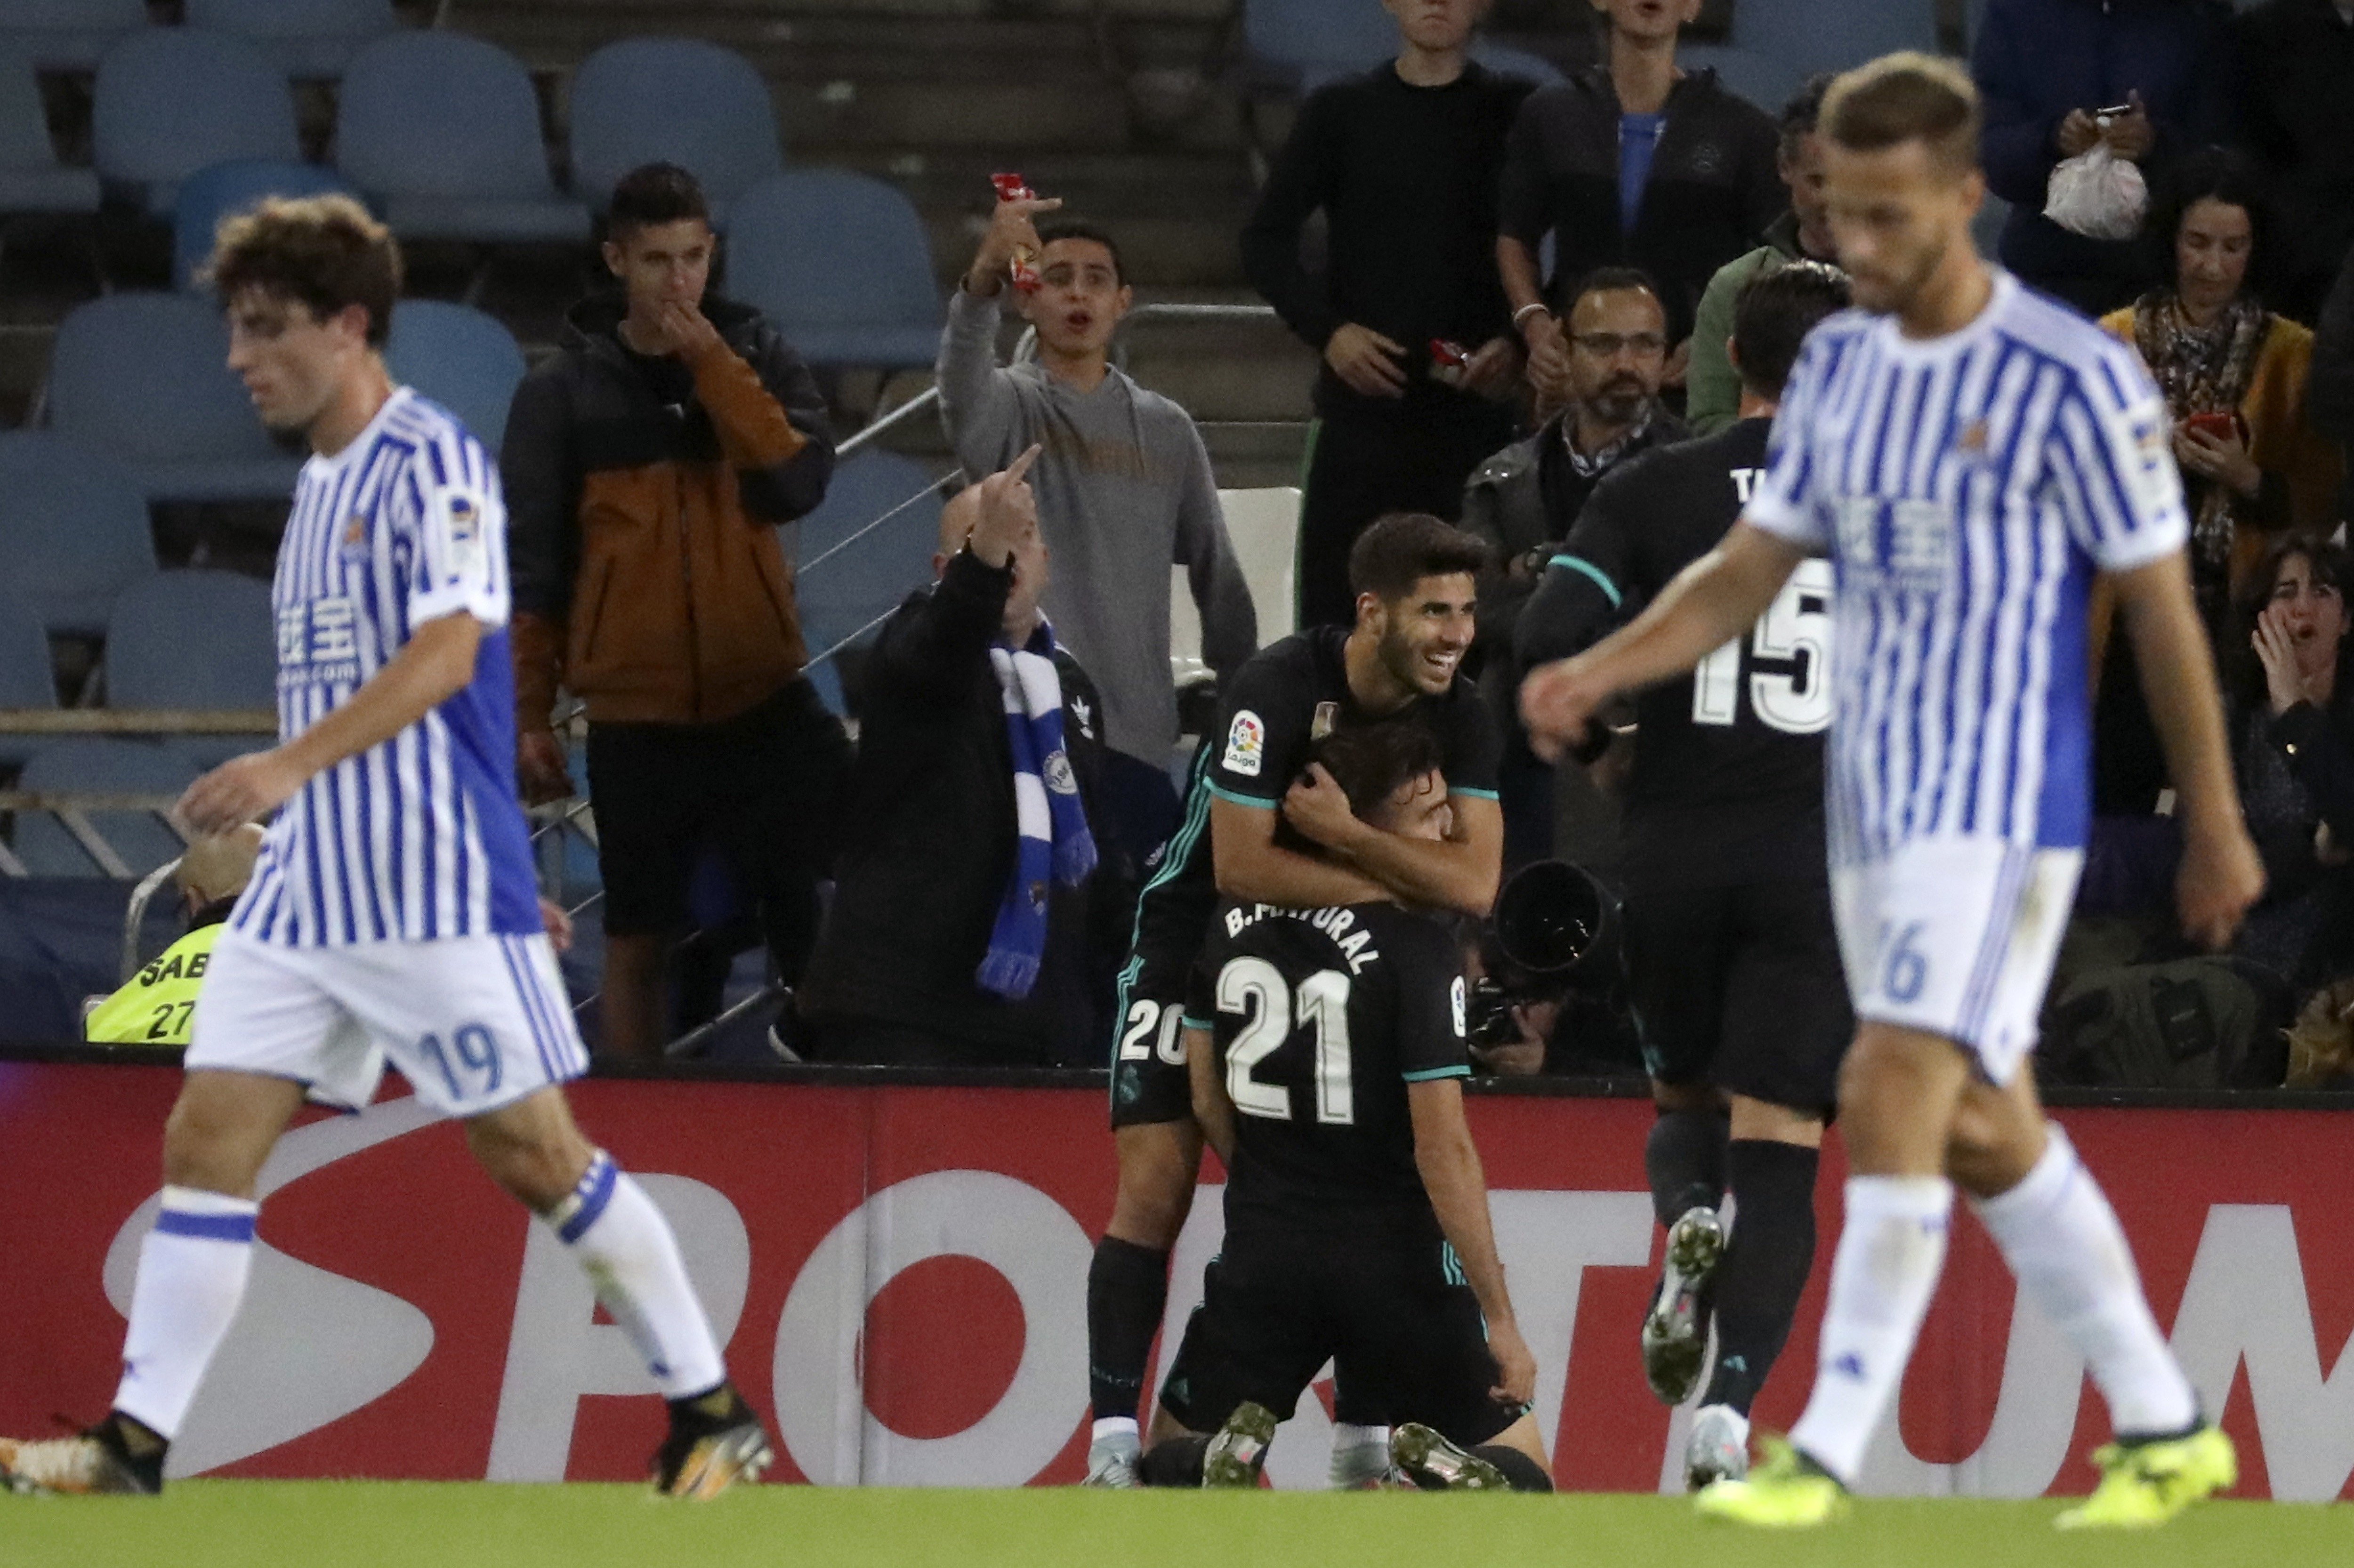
[1746, 272, 2189, 861]
[232, 387, 542, 945]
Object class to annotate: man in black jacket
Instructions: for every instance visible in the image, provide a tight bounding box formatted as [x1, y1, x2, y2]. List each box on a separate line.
[796, 454, 1129, 1067]
[1497, 0, 1782, 405]
[1240, 0, 1533, 629]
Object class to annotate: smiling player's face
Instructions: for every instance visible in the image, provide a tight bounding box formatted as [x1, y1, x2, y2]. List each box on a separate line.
[1364, 572, 1476, 698]
[224, 287, 369, 438]
[1822, 137, 1981, 318]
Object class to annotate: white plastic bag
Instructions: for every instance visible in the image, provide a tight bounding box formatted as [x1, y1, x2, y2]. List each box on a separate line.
[2045, 145, 2148, 242]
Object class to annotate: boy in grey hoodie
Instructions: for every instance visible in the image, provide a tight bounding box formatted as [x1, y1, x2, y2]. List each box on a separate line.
[939, 195, 1258, 859]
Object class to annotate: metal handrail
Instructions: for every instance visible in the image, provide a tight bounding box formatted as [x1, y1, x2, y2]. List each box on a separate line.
[0, 710, 275, 735]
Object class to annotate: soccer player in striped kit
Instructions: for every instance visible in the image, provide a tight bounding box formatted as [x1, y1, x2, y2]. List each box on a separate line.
[1523, 54, 2264, 1529]
[0, 197, 770, 1498]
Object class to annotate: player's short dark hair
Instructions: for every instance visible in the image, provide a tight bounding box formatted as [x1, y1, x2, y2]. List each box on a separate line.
[1035, 220, 1125, 285]
[1348, 513, 1488, 603]
[1309, 723, 1445, 821]
[1779, 73, 1835, 154]
[207, 193, 400, 349]
[2146, 145, 2273, 305]
[1567, 265, 1665, 318]
[1733, 261, 1851, 399]
[608, 161, 710, 241]
[1822, 51, 1981, 177]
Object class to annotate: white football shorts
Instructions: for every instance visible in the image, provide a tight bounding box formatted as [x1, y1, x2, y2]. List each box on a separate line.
[1830, 837, 2082, 1085]
[185, 930, 589, 1118]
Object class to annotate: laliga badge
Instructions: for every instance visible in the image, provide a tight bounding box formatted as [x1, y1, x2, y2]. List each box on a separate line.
[1224, 710, 1265, 777]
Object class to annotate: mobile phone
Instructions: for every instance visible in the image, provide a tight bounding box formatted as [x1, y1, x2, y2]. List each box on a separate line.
[2184, 410, 2242, 443]
[2094, 102, 2135, 121]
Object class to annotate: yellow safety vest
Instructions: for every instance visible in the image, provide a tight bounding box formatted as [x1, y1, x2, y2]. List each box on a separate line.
[85, 924, 224, 1047]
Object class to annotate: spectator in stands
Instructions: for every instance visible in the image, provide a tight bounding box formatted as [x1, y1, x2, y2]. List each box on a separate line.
[2313, 247, 2354, 525]
[798, 454, 1129, 1068]
[83, 828, 262, 1048]
[1684, 75, 1840, 436]
[1972, 0, 2237, 319]
[1461, 266, 1685, 870]
[2101, 148, 2343, 641]
[2229, 535, 2354, 990]
[504, 162, 849, 1060]
[1497, 0, 1781, 405]
[942, 196, 1256, 868]
[2235, 0, 2354, 324]
[1241, 0, 1534, 629]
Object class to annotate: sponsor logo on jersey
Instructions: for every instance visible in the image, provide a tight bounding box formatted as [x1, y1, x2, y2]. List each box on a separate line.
[1224, 710, 1265, 777]
[1310, 701, 1338, 741]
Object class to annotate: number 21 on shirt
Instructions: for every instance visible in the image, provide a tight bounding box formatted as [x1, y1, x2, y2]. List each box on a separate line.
[1217, 958, 1353, 1126]
[1691, 557, 1833, 735]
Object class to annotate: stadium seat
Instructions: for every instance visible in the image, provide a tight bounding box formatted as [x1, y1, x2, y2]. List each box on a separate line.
[0, 48, 97, 218]
[1243, 0, 1396, 85]
[0, 430, 155, 636]
[1733, 0, 1939, 82]
[91, 29, 299, 219]
[726, 171, 942, 370]
[172, 159, 361, 292]
[384, 300, 527, 452]
[11, 738, 197, 879]
[104, 569, 274, 711]
[1676, 44, 1807, 117]
[336, 32, 589, 244]
[184, 0, 400, 79]
[569, 38, 783, 225]
[0, 587, 57, 768]
[45, 292, 303, 503]
[0, 0, 144, 72]
[794, 448, 943, 703]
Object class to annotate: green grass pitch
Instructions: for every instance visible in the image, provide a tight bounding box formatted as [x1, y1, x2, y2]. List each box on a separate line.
[5, 1483, 2347, 1568]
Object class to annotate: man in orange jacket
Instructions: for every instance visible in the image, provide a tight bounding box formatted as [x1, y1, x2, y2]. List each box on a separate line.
[504, 162, 847, 1058]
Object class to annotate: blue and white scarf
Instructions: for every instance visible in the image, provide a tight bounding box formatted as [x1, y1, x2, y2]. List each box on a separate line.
[977, 623, 1097, 1000]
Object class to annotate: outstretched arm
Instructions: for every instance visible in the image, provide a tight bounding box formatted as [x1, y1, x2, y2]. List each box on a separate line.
[1411, 1078, 1534, 1407]
[1519, 522, 1804, 760]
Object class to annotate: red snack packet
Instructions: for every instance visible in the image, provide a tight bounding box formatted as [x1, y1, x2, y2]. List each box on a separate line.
[991, 172, 1041, 292]
[1429, 338, 1471, 387]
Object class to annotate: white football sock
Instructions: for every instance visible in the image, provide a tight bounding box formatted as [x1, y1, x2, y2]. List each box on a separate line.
[1970, 1125, 2197, 1437]
[1329, 1422, 1392, 1488]
[1789, 1175, 1953, 1485]
[1090, 1416, 1140, 1450]
[113, 1187, 260, 1442]
[547, 1151, 725, 1401]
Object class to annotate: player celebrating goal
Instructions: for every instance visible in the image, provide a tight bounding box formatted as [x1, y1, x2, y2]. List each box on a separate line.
[1522, 55, 2263, 1529]
[0, 197, 770, 1498]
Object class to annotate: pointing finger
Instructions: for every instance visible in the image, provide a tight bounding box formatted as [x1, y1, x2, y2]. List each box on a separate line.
[1005, 443, 1043, 484]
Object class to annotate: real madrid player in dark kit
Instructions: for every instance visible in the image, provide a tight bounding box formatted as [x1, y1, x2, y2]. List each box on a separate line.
[1086, 514, 1503, 1487]
[1137, 724, 1548, 1493]
[1517, 262, 1854, 1489]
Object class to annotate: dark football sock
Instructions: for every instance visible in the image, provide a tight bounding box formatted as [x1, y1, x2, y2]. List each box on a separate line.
[1644, 1106, 1730, 1229]
[1472, 1444, 1554, 1493]
[1087, 1236, 1169, 1422]
[1138, 1435, 1209, 1488]
[1701, 1138, 1821, 1416]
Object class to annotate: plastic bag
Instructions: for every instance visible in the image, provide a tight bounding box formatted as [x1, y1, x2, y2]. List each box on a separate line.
[2044, 145, 2147, 242]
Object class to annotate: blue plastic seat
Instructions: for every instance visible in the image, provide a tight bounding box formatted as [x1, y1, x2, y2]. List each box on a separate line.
[0, 0, 144, 71]
[105, 569, 276, 768]
[336, 32, 588, 244]
[1733, 0, 1939, 82]
[726, 172, 941, 370]
[0, 588, 56, 768]
[185, 0, 400, 79]
[172, 159, 361, 292]
[0, 431, 156, 636]
[569, 38, 782, 225]
[1676, 45, 1806, 118]
[92, 29, 299, 219]
[46, 292, 303, 502]
[12, 738, 199, 878]
[1243, 0, 1396, 84]
[384, 300, 526, 452]
[795, 450, 944, 705]
[0, 47, 97, 217]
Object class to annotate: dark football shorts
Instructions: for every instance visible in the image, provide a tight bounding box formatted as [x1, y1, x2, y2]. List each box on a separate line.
[1157, 1216, 1523, 1447]
[1621, 875, 1854, 1118]
[1108, 942, 1198, 1130]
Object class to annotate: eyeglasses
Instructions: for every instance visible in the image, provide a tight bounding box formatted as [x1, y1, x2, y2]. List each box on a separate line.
[1570, 332, 1668, 358]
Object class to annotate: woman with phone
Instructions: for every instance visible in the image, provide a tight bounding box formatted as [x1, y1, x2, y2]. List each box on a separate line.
[2100, 146, 2343, 639]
